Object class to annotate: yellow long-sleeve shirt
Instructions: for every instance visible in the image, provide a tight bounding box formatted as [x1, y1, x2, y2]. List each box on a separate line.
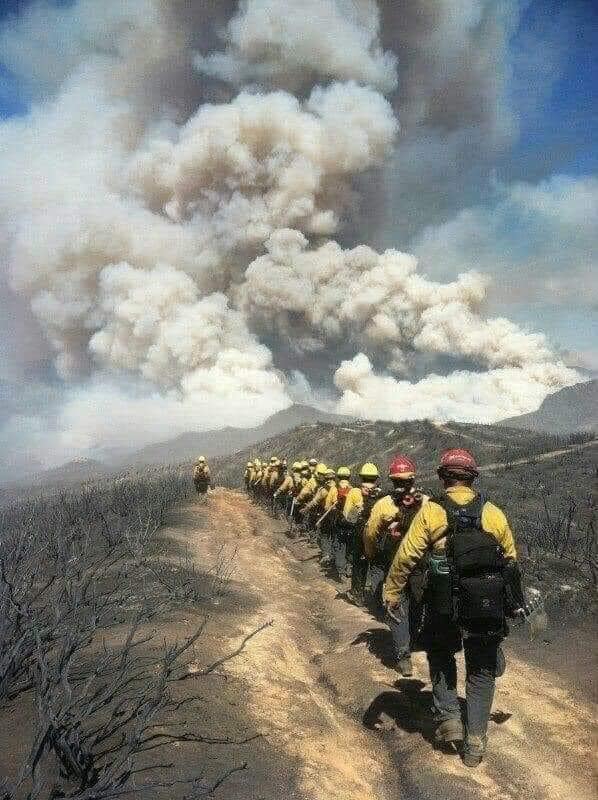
[324, 480, 352, 511]
[363, 492, 429, 560]
[342, 483, 378, 524]
[363, 495, 401, 560]
[268, 468, 282, 489]
[297, 476, 317, 503]
[274, 474, 294, 497]
[383, 486, 517, 604]
[193, 464, 210, 480]
[260, 467, 271, 487]
[251, 469, 263, 486]
[304, 482, 334, 513]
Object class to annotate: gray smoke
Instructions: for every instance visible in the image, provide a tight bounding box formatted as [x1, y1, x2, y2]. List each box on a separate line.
[0, 0, 580, 473]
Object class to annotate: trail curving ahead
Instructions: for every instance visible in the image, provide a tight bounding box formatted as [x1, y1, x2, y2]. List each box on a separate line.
[173, 489, 595, 800]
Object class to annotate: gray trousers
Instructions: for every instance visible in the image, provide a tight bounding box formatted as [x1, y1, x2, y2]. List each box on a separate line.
[332, 528, 349, 574]
[369, 562, 411, 661]
[426, 617, 500, 738]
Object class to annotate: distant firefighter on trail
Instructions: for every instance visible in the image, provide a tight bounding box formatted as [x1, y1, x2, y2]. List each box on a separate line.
[192, 456, 212, 498]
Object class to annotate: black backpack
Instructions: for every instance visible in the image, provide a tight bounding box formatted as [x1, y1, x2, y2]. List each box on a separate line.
[428, 494, 506, 629]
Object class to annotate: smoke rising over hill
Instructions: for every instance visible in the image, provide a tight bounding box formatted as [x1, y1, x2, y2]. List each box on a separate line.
[0, 0, 581, 476]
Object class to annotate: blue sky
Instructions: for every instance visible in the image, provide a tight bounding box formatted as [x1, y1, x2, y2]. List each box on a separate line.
[507, 0, 598, 179]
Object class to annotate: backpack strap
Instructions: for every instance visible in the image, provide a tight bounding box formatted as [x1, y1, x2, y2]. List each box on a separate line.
[430, 493, 486, 548]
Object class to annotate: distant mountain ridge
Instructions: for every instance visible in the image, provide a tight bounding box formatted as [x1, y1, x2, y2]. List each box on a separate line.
[119, 404, 352, 467]
[501, 380, 597, 433]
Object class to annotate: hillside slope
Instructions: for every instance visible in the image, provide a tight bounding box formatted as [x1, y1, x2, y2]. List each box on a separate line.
[501, 380, 597, 433]
[120, 404, 351, 467]
[213, 419, 597, 552]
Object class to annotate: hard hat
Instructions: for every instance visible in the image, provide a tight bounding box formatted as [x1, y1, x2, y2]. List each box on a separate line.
[197, 456, 206, 463]
[270, 456, 277, 464]
[389, 455, 416, 479]
[325, 468, 335, 479]
[292, 461, 302, 471]
[308, 458, 318, 467]
[301, 460, 309, 469]
[359, 462, 379, 479]
[439, 448, 479, 477]
[315, 463, 329, 477]
[246, 461, 253, 467]
[337, 466, 351, 478]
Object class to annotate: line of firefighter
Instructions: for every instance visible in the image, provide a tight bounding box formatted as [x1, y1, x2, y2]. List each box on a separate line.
[243, 449, 529, 769]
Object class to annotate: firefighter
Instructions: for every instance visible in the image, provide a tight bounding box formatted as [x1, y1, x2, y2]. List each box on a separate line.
[384, 449, 525, 767]
[267, 458, 284, 514]
[296, 462, 319, 509]
[274, 461, 301, 513]
[192, 456, 211, 498]
[363, 455, 426, 676]
[302, 466, 335, 543]
[342, 463, 381, 604]
[244, 461, 253, 491]
[320, 467, 353, 572]
[249, 459, 263, 499]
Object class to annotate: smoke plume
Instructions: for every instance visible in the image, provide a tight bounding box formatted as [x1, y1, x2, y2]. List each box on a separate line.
[0, 0, 581, 473]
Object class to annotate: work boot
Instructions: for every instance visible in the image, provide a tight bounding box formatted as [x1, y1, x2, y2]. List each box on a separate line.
[462, 735, 487, 767]
[396, 655, 413, 677]
[435, 718, 464, 744]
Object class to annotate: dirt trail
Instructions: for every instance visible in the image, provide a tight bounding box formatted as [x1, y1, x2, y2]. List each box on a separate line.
[180, 489, 596, 800]
[478, 438, 597, 472]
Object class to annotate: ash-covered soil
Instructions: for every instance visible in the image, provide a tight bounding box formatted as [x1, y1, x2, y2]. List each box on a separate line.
[2, 489, 594, 800]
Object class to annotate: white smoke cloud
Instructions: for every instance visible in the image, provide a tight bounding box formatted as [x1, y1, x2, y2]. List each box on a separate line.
[239, 229, 559, 371]
[0, 0, 583, 477]
[334, 353, 580, 424]
[195, 0, 397, 93]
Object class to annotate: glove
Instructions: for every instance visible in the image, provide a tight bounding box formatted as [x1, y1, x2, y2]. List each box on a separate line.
[385, 599, 406, 624]
[388, 521, 403, 540]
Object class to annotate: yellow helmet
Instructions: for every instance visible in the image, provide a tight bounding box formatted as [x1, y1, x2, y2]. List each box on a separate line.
[197, 456, 206, 463]
[246, 461, 253, 468]
[360, 462, 379, 479]
[337, 466, 351, 478]
[315, 463, 329, 477]
[270, 456, 278, 464]
[292, 461, 302, 471]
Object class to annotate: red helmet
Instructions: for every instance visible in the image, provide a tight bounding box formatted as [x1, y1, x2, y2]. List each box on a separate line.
[439, 448, 479, 476]
[388, 455, 416, 479]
